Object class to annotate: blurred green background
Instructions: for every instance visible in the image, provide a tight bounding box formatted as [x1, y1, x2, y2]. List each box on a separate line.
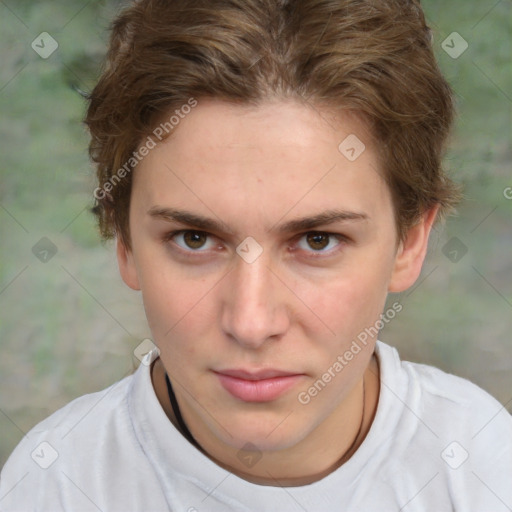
[0, 0, 511, 466]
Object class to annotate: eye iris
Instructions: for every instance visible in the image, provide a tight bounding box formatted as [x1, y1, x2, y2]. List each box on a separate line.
[307, 233, 329, 251]
[184, 231, 206, 249]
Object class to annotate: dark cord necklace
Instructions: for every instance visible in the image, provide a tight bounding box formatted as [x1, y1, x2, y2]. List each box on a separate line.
[164, 372, 201, 449]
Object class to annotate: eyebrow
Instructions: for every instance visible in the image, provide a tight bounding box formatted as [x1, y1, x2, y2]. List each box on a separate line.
[147, 206, 369, 235]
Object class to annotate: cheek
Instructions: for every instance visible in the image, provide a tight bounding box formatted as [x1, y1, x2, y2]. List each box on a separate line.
[139, 268, 213, 354]
[137, 266, 187, 337]
[140, 285, 173, 341]
[301, 265, 389, 335]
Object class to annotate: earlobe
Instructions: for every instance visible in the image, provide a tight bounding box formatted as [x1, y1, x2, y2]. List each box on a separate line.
[388, 206, 439, 293]
[116, 237, 141, 291]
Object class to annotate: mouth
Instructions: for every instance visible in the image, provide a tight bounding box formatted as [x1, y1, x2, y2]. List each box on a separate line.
[213, 369, 305, 402]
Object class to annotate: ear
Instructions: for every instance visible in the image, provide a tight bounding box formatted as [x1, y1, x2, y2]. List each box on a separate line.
[116, 237, 141, 291]
[388, 206, 439, 293]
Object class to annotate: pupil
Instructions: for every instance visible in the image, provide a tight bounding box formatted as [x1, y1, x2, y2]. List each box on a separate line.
[184, 232, 205, 249]
[307, 233, 328, 251]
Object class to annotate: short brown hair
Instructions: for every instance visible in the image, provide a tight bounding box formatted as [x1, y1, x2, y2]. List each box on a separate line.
[86, 0, 461, 248]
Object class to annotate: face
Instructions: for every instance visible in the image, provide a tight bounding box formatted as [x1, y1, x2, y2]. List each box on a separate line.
[118, 98, 434, 453]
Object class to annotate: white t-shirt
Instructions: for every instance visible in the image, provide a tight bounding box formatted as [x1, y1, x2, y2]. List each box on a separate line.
[1, 341, 511, 511]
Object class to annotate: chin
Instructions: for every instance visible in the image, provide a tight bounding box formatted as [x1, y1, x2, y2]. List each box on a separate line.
[214, 415, 309, 452]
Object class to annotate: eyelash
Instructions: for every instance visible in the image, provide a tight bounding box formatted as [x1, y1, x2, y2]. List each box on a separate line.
[162, 229, 349, 259]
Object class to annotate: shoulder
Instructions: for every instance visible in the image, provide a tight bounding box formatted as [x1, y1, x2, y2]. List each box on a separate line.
[364, 341, 512, 509]
[375, 340, 512, 471]
[404, 354, 510, 434]
[21, 370, 134, 439]
[375, 340, 512, 434]
[0, 371, 137, 509]
[374, 341, 512, 506]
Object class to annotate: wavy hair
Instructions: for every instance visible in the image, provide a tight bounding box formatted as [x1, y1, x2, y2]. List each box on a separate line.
[86, 0, 461, 247]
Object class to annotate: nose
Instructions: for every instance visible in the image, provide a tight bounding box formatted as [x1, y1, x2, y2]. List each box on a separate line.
[220, 250, 290, 349]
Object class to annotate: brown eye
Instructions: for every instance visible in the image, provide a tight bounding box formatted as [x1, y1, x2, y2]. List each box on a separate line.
[306, 232, 330, 251]
[182, 231, 208, 249]
[295, 231, 346, 257]
[165, 230, 215, 252]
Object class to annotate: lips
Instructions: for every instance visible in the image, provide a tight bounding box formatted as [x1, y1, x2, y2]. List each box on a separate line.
[216, 368, 299, 380]
[214, 368, 304, 402]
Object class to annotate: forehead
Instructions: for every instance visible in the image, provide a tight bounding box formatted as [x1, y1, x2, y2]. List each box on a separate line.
[133, 99, 393, 229]
[154, 98, 373, 162]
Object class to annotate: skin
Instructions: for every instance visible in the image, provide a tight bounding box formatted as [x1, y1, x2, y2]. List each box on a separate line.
[117, 98, 437, 486]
